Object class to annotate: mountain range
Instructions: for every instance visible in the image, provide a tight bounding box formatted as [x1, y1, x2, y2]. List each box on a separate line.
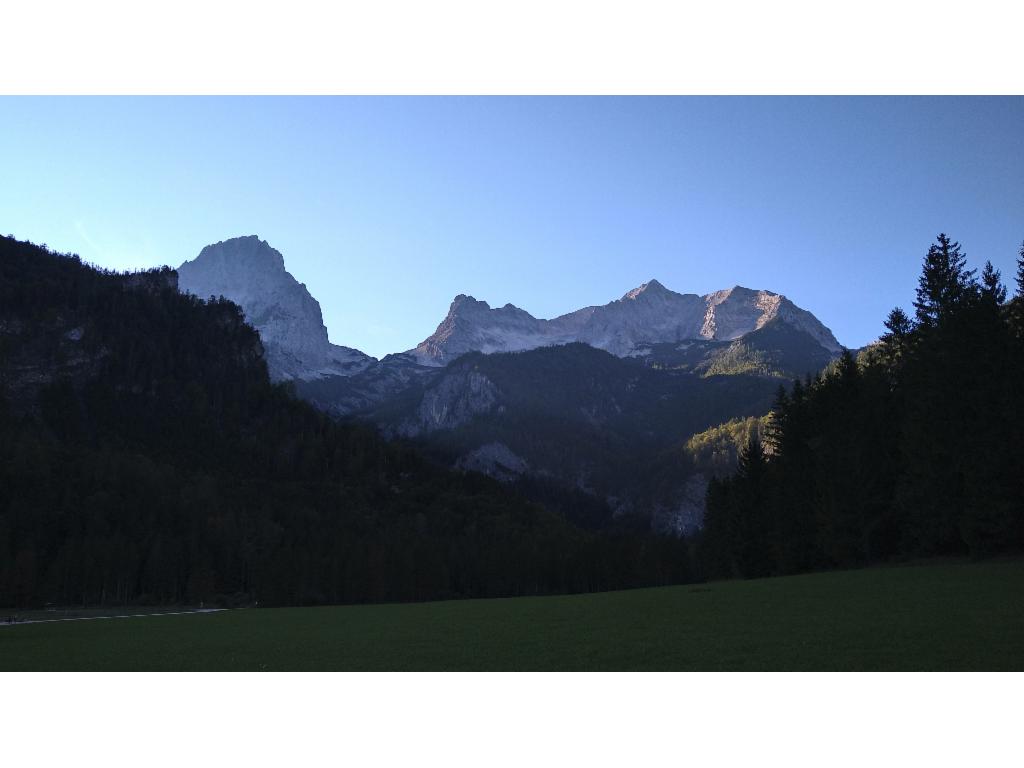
[178, 235, 842, 380]
[177, 235, 846, 533]
[410, 279, 841, 365]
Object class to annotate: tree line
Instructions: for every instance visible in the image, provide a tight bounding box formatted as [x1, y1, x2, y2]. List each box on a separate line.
[700, 235, 1024, 578]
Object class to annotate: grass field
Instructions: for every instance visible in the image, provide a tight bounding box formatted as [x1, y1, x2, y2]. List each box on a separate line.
[2, 559, 1022, 670]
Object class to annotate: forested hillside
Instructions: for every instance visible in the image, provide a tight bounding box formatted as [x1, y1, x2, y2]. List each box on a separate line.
[701, 235, 1024, 578]
[360, 343, 783, 533]
[638, 320, 838, 379]
[0, 236, 690, 609]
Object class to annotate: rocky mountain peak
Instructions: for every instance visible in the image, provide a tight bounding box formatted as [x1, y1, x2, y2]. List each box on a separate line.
[178, 236, 375, 381]
[706, 284, 755, 301]
[194, 235, 285, 276]
[451, 293, 483, 308]
[622, 279, 669, 300]
[697, 286, 840, 351]
[412, 293, 547, 366]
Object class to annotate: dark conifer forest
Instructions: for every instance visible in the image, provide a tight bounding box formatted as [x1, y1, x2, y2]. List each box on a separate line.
[0, 236, 690, 608]
[700, 235, 1024, 578]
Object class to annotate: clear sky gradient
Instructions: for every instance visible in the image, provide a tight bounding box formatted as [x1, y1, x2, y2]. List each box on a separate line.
[2, 97, 1022, 358]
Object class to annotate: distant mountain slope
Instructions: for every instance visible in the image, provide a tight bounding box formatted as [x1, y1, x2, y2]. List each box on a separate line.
[637, 318, 839, 380]
[178, 236, 374, 381]
[296, 352, 438, 417]
[409, 279, 842, 365]
[349, 343, 782, 534]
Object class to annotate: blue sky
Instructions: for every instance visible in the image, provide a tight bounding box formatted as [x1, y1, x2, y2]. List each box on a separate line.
[2, 96, 1022, 358]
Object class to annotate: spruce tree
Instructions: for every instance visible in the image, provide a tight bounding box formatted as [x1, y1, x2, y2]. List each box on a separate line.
[913, 234, 976, 326]
[879, 307, 913, 376]
[790, 377, 805, 406]
[980, 261, 1007, 305]
[882, 307, 912, 341]
[734, 436, 773, 578]
[763, 385, 790, 456]
[834, 348, 859, 388]
[700, 478, 738, 580]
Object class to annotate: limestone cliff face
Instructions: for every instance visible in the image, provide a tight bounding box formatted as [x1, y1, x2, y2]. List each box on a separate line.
[178, 236, 374, 381]
[397, 368, 499, 436]
[701, 286, 841, 351]
[410, 295, 559, 365]
[573, 280, 707, 357]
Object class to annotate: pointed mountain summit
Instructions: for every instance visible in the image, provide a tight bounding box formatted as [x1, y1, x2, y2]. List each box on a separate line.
[411, 294, 559, 365]
[178, 236, 375, 381]
[622, 278, 670, 300]
[573, 279, 706, 355]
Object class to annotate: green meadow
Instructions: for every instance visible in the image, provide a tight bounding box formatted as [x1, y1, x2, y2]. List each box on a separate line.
[2, 559, 1021, 671]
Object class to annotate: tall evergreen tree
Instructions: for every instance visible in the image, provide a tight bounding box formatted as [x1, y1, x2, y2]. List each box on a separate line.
[700, 477, 739, 580]
[763, 385, 790, 456]
[834, 348, 859, 388]
[878, 307, 913, 379]
[734, 436, 773, 578]
[980, 261, 1007, 305]
[913, 234, 977, 326]
[882, 307, 912, 341]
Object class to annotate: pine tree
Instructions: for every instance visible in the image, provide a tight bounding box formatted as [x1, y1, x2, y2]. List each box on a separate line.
[700, 477, 739, 580]
[913, 234, 977, 326]
[882, 307, 912, 341]
[763, 385, 790, 456]
[790, 376, 805, 407]
[736, 434, 767, 488]
[879, 306, 914, 377]
[734, 435, 773, 578]
[834, 348, 859, 388]
[980, 261, 1007, 305]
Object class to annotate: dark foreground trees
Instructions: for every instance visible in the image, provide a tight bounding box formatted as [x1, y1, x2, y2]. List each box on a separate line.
[0, 236, 690, 609]
[700, 234, 1024, 578]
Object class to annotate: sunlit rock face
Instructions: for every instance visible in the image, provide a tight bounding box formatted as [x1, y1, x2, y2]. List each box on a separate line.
[178, 236, 375, 381]
[410, 278, 841, 365]
[410, 295, 563, 366]
[571, 280, 707, 357]
[396, 367, 499, 436]
[700, 286, 842, 351]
